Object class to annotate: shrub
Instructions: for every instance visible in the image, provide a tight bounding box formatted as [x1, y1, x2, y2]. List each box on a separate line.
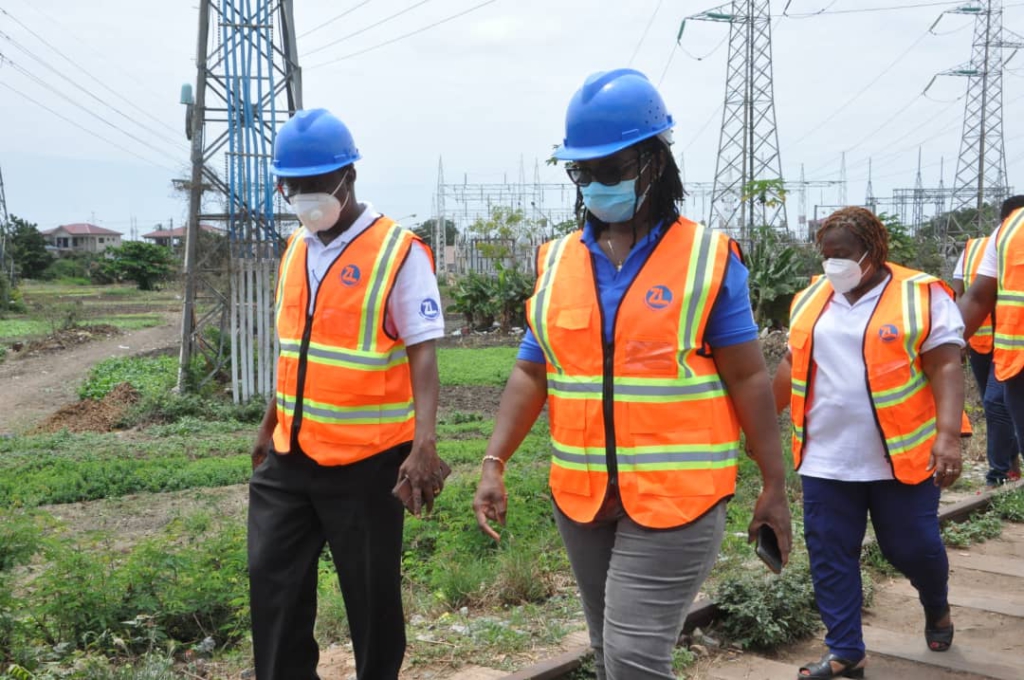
[991, 487, 1024, 522]
[24, 515, 249, 655]
[714, 563, 821, 650]
[942, 511, 1003, 548]
[448, 272, 497, 329]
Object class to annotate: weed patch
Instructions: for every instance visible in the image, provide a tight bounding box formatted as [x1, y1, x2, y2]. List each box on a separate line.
[991, 486, 1024, 522]
[438, 347, 518, 386]
[78, 357, 177, 401]
[942, 511, 1003, 548]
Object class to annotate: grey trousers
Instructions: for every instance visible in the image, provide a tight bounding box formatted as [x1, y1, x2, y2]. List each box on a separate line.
[554, 499, 726, 680]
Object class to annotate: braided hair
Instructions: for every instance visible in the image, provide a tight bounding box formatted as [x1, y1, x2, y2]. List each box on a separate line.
[815, 206, 888, 267]
[573, 136, 686, 239]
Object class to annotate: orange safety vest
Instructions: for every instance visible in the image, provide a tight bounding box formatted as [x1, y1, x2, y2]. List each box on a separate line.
[526, 217, 741, 530]
[788, 264, 965, 485]
[962, 237, 995, 354]
[272, 217, 431, 466]
[994, 208, 1024, 380]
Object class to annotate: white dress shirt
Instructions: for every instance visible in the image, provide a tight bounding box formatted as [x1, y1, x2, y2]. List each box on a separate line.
[302, 202, 445, 346]
[978, 225, 1000, 279]
[796, 275, 966, 482]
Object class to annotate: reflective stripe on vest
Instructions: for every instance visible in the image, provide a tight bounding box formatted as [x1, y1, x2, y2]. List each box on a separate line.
[963, 237, 994, 354]
[272, 218, 430, 465]
[788, 264, 952, 484]
[527, 217, 741, 529]
[995, 208, 1024, 380]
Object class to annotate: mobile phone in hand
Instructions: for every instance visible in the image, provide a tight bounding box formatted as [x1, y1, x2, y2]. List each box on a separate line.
[394, 459, 452, 510]
[755, 524, 783, 574]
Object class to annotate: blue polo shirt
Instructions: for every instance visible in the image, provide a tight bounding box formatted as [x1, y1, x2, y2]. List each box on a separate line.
[517, 220, 758, 364]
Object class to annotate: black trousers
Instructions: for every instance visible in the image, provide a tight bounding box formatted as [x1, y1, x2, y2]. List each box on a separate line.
[248, 443, 409, 680]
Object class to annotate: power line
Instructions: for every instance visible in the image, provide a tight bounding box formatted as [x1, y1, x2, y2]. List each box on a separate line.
[792, 28, 931, 145]
[307, 0, 503, 69]
[0, 24, 187, 154]
[2, 4, 181, 136]
[304, 0, 437, 58]
[299, 0, 376, 38]
[629, 0, 664, 66]
[0, 80, 179, 172]
[782, 1, 964, 17]
[0, 52, 185, 166]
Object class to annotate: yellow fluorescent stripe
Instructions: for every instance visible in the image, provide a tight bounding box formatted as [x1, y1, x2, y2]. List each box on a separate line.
[275, 234, 305, 317]
[532, 236, 570, 371]
[303, 412, 414, 426]
[360, 226, 407, 352]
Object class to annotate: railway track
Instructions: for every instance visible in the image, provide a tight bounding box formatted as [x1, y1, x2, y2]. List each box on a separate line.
[452, 481, 1023, 680]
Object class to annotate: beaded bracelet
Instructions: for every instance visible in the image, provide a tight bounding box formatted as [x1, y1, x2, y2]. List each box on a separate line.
[482, 455, 506, 471]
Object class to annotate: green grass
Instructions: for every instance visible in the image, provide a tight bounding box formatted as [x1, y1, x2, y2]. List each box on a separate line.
[0, 430, 251, 508]
[98, 313, 165, 331]
[78, 356, 178, 401]
[438, 347, 518, 386]
[0, 318, 48, 342]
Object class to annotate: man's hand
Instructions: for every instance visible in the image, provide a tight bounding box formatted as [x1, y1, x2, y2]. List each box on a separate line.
[747, 485, 793, 568]
[392, 437, 443, 516]
[251, 435, 270, 471]
[928, 432, 963, 488]
[473, 462, 508, 541]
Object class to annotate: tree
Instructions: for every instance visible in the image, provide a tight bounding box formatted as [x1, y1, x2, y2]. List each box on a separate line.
[103, 241, 176, 290]
[746, 225, 806, 326]
[8, 216, 52, 279]
[468, 206, 546, 270]
[413, 218, 457, 249]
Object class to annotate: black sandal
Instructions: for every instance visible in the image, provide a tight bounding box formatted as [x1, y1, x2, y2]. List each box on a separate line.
[797, 652, 866, 679]
[925, 605, 955, 652]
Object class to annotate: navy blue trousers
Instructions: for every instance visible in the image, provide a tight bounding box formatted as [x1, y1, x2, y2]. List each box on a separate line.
[802, 476, 949, 662]
[967, 349, 1020, 484]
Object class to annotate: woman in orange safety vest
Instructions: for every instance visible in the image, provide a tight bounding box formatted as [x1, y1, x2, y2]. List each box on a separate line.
[472, 68, 793, 680]
[773, 207, 965, 678]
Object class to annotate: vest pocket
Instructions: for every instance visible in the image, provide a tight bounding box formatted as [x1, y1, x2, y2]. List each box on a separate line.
[621, 339, 678, 377]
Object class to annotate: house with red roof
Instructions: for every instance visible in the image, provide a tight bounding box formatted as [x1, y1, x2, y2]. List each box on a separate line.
[41, 223, 122, 254]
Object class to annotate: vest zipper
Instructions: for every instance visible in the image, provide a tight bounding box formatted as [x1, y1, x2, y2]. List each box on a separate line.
[289, 260, 317, 452]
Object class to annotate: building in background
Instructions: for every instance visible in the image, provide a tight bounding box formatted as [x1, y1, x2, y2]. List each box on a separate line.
[41, 223, 122, 255]
[141, 224, 222, 247]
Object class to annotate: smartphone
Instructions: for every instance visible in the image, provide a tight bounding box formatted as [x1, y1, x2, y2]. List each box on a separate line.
[394, 459, 452, 510]
[755, 524, 783, 574]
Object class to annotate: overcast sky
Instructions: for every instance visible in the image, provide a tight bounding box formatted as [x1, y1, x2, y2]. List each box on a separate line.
[3, 0, 1024, 236]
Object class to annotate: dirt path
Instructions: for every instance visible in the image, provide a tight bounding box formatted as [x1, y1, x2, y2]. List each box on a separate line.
[0, 311, 181, 435]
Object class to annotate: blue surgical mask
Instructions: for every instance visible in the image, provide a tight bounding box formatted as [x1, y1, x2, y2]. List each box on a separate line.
[581, 161, 651, 224]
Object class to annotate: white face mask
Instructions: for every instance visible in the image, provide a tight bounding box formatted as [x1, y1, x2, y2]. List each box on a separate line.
[822, 251, 868, 294]
[289, 174, 350, 233]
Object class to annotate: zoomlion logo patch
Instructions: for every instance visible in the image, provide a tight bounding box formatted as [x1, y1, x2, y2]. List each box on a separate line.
[645, 285, 673, 310]
[419, 298, 441, 320]
[878, 324, 899, 343]
[340, 264, 361, 287]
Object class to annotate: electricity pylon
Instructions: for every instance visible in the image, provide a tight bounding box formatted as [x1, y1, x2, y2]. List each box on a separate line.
[683, 1, 788, 239]
[179, 0, 302, 400]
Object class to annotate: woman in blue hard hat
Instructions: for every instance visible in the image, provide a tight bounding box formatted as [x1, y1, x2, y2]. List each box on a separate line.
[249, 108, 446, 680]
[472, 69, 793, 679]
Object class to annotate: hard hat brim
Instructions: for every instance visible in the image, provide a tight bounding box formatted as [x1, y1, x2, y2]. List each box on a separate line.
[270, 154, 360, 178]
[552, 124, 671, 162]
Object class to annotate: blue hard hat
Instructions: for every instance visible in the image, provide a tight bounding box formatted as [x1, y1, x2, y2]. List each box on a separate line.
[271, 108, 361, 177]
[553, 69, 674, 162]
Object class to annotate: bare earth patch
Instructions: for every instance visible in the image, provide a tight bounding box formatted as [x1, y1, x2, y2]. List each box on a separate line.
[0, 311, 180, 434]
[33, 382, 140, 434]
[440, 385, 503, 418]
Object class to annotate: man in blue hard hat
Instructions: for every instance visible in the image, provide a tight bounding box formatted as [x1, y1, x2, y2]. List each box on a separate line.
[248, 108, 446, 680]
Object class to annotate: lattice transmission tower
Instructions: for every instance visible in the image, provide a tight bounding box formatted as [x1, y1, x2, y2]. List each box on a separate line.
[0, 164, 13, 307]
[939, 0, 1022, 250]
[178, 0, 302, 400]
[686, 0, 788, 238]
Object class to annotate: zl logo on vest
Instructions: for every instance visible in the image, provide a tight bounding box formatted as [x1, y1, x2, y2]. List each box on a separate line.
[878, 324, 900, 343]
[645, 285, 673, 311]
[419, 298, 441, 320]
[340, 264, 361, 287]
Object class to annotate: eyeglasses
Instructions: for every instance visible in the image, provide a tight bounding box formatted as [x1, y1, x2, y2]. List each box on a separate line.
[565, 157, 644, 187]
